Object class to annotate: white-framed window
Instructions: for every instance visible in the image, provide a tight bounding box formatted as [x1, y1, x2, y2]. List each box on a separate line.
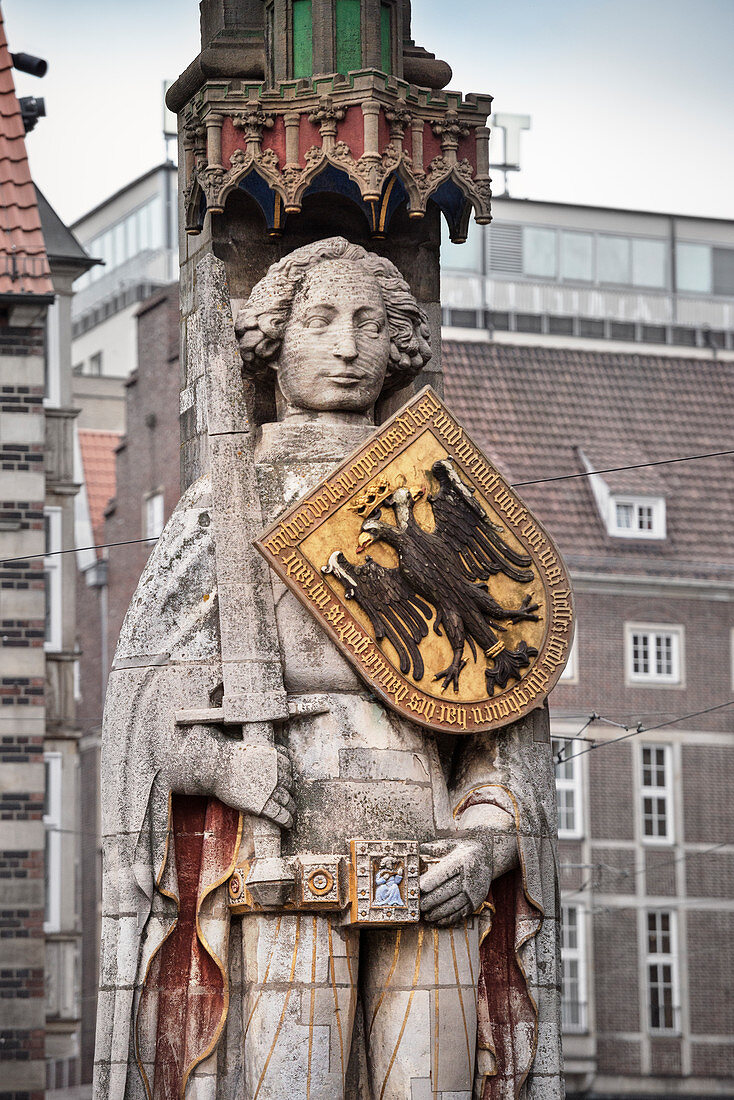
[73, 655, 82, 702]
[640, 743, 673, 843]
[560, 230, 593, 282]
[144, 491, 165, 540]
[646, 909, 680, 1033]
[561, 904, 587, 1032]
[87, 351, 103, 376]
[597, 234, 631, 285]
[43, 297, 61, 407]
[44, 508, 63, 653]
[44, 752, 62, 934]
[552, 736, 583, 838]
[626, 624, 683, 686]
[559, 632, 578, 682]
[676, 242, 711, 294]
[523, 225, 557, 278]
[632, 238, 667, 289]
[608, 495, 666, 539]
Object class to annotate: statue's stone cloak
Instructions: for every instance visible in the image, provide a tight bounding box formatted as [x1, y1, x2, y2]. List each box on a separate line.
[94, 422, 561, 1099]
[93, 473, 232, 1098]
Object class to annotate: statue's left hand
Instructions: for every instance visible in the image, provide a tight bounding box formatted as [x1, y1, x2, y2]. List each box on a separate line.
[419, 805, 519, 926]
[419, 835, 492, 926]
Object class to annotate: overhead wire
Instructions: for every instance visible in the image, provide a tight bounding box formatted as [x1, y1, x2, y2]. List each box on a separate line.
[0, 534, 158, 567]
[554, 699, 734, 765]
[512, 447, 734, 487]
[1, 446, 733, 567]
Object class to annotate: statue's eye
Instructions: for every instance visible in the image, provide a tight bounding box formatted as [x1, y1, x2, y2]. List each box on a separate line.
[305, 315, 330, 330]
[359, 320, 382, 335]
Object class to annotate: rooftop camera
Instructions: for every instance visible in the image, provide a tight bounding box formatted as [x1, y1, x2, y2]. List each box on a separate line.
[19, 96, 46, 133]
[11, 52, 48, 78]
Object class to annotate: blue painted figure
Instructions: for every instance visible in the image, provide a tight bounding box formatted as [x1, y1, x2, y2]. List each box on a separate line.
[374, 857, 405, 906]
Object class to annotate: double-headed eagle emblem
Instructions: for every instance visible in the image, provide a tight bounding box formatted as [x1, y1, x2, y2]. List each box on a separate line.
[323, 459, 541, 695]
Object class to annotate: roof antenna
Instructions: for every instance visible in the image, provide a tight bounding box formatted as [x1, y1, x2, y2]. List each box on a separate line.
[702, 325, 719, 360]
[489, 114, 530, 197]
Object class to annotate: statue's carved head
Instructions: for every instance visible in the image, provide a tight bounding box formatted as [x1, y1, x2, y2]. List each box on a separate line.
[235, 237, 431, 415]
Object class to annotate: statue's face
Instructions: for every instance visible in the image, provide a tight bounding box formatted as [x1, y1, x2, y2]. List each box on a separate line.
[276, 260, 391, 413]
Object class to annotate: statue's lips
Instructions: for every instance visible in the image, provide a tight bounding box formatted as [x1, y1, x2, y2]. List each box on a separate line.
[327, 370, 368, 385]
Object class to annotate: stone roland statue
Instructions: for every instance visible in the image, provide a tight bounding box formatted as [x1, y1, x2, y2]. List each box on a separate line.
[94, 238, 561, 1099]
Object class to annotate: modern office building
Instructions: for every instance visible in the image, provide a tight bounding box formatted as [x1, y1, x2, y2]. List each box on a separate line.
[69, 162, 177, 431]
[441, 195, 734, 353]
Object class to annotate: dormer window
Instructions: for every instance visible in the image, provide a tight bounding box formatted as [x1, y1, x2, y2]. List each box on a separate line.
[609, 496, 666, 539]
[577, 448, 668, 543]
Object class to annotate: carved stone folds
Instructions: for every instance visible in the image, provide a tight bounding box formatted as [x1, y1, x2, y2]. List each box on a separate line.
[181, 71, 493, 238]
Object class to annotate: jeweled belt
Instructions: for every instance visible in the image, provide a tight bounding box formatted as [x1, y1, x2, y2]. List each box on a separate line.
[228, 839, 423, 926]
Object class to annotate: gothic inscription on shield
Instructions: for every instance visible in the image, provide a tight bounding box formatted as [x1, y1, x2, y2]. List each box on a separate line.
[256, 387, 574, 734]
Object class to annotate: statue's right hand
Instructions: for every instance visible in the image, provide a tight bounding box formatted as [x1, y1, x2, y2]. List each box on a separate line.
[260, 747, 296, 830]
[214, 744, 295, 829]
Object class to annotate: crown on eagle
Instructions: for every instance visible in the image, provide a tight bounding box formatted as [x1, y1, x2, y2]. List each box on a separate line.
[350, 477, 396, 517]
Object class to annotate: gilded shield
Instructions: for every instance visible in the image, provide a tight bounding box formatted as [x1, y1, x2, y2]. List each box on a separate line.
[256, 387, 574, 734]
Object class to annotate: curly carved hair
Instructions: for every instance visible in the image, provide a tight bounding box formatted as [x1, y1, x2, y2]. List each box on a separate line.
[234, 237, 432, 395]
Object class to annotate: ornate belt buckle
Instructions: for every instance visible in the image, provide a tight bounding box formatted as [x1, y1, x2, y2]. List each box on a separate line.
[296, 854, 346, 908]
[349, 839, 420, 925]
[228, 866, 251, 914]
[229, 854, 347, 914]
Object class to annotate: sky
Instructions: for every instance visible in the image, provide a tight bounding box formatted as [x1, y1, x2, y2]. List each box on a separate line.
[5, 0, 734, 227]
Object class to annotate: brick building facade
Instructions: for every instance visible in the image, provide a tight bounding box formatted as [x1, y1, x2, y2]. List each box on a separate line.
[441, 193, 734, 1090]
[443, 340, 734, 1095]
[0, 317, 47, 1100]
[0, 15, 55, 1098]
[40, 193, 96, 1100]
[102, 286, 181, 654]
[74, 427, 117, 1084]
[0, 10, 94, 1095]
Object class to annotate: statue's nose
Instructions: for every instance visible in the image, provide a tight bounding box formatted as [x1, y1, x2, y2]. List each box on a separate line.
[333, 326, 358, 361]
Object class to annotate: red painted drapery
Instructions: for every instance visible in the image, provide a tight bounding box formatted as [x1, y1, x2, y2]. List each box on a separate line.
[141, 805, 538, 1099]
[138, 795, 241, 1099]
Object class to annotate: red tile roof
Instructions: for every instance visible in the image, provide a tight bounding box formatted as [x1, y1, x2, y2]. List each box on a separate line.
[442, 342, 734, 581]
[0, 6, 53, 297]
[79, 430, 120, 553]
